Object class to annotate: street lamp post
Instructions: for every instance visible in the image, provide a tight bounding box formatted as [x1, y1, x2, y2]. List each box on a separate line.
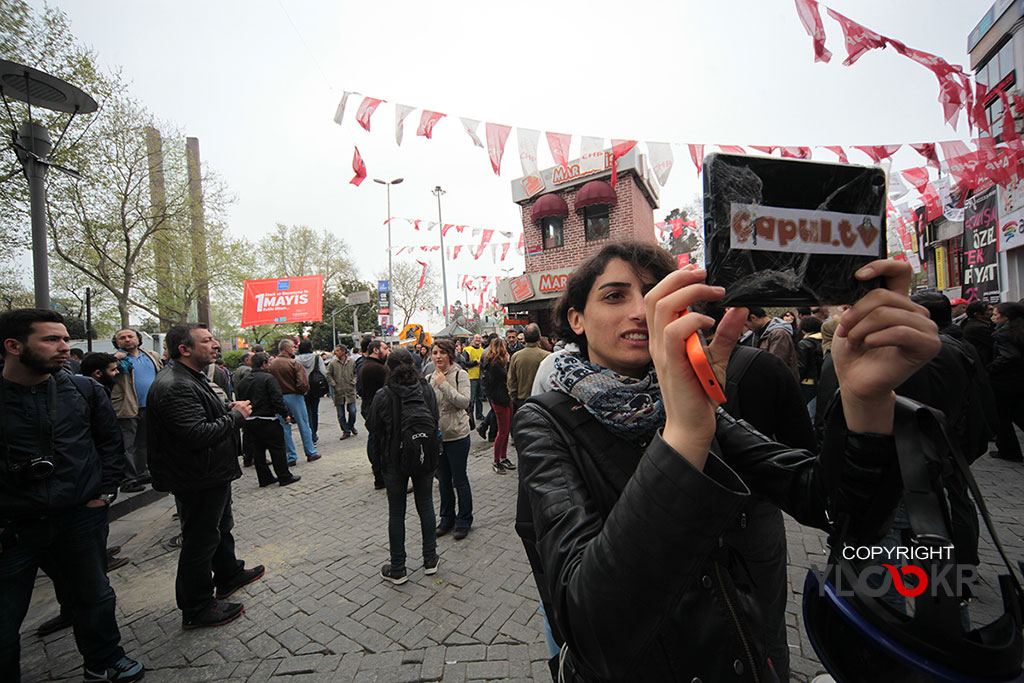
[373, 177, 403, 326]
[432, 185, 451, 326]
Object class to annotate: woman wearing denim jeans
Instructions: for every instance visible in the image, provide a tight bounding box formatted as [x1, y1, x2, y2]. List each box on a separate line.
[430, 339, 473, 540]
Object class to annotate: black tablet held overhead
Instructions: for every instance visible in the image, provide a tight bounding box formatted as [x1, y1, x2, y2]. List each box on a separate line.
[702, 153, 888, 307]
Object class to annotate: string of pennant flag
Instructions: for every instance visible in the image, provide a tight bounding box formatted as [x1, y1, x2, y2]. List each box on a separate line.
[338, 2, 1024, 278]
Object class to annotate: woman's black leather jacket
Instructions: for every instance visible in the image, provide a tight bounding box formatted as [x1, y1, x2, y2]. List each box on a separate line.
[513, 394, 901, 683]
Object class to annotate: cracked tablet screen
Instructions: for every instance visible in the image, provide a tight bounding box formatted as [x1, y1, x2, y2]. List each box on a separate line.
[702, 153, 888, 307]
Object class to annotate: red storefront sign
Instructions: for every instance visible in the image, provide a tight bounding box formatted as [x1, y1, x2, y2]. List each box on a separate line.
[509, 274, 535, 303]
[241, 275, 324, 327]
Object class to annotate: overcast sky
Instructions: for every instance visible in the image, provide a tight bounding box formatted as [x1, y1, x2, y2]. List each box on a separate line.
[43, 0, 991, 318]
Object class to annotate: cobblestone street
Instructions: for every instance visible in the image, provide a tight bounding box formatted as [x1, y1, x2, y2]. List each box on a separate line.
[18, 405, 1024, 682]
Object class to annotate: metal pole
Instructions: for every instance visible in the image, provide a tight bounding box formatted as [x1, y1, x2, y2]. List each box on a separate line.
[18, 121, 52, 309]
[433, 186, 450, 326]
[86, 286, 93, 352]
[331, 309, 336, 348]
[353, 306, 359, 340]
[386, 183, 393, 294]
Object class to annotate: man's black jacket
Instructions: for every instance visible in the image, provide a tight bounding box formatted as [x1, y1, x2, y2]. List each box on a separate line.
[235, 369, 290, 419]
[146, 360, 243, 492]
[0, 372, 123, 520]
[358, 356, 387, 417]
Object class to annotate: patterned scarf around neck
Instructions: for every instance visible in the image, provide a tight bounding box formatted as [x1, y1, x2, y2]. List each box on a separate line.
[548, 352, 664, 445]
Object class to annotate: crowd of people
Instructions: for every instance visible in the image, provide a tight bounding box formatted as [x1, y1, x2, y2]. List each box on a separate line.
[1, 238, 1023, 682]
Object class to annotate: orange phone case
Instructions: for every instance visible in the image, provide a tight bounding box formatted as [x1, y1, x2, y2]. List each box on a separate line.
[683, 316, 727, 404]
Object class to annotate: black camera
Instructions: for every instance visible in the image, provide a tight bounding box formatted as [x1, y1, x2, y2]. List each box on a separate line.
[7, 455, 55, 481]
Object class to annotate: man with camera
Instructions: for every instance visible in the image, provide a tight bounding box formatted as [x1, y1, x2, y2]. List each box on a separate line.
[146, 323, 264, 630]
[0, 308, 144, 682]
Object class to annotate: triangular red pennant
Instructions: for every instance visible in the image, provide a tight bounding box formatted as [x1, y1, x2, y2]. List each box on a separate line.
[793, 0, 833, 63]
[350, 147, 367, 186]
[688, 144, 704, 175]
[355, 97, 384, 132]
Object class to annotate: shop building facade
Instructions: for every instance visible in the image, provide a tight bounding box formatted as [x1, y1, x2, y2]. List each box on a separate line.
[496, 148, 659, 333]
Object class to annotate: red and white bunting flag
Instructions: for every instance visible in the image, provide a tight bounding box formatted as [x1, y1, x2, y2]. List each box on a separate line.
[780, 146, 812, 159]
[485, 123, 512, 175]
[794, 0, 833, 63]
[688, 144, 704, 175]
[461, 118, 484, 148]
[909, 143, 941, 171]
[901, 167, 930, 193]
[822, 145, 849, 163]
[920, 182, 943, 221]
[546, 132, 572, 171]
[417, 110, 445, 139]
[517, 233, 525, 255]
[677, 253, 691, 268]
[975, 136, 1014, 187]
[670, 218, 684, 238]
[413, 219, 423, 231]
[718, 145, 746, 154]
[580, 136, 605, 173]
[610, 139, 637, 188]
[350, 147, 367, 186]
[971, 81, 991, 135]
[1014, 94, 1024, 118]
[826, 8, 888, 66]
[939, 140, 980, 192]
[500, 243, 510, 261]
[646, 141, 674, 185]
[395, 104, 415, 146]
[452, 245, 463, 259]
[518, 128, 541, 178]
[480, 229, 494, 249]
[853, 145, 901, 163]
[355, 97, 384, 132]
[415, 260, 428, 289]
[750, 146, 777, 155]
[442, 224, 455, 237]
[333, 91, 356, 125]
[888, 171, 910, 199]
[998, 90, 1020, 142]
[394, 246, 407, 256]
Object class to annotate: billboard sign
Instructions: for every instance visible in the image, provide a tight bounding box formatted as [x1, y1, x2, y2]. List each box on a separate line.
[241, 275, 324, 327]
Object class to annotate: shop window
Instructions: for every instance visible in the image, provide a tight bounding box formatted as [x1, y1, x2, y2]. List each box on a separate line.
[541, 216, 563, 249]
[584, 206, 610, 241]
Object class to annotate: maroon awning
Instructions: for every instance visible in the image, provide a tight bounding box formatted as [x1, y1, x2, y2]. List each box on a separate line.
[530, 193, 569, 221]
[575, 180, 618, 210]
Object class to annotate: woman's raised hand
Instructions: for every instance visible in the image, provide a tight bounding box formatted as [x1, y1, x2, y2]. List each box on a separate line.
[832, 259, 940, 433]
[645, 266, 747, 470]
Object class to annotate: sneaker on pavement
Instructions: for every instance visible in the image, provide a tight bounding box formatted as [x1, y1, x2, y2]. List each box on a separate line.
[83, 655, 145, 682]
[182, 600, 244, 630]
[499, 458, 516, 470]
[424, 556, 440, 575]
[380, 564, 408, 585]
[352, 427, 358, 435]
[36, 612, 73, 637]
[215, 565, 265, 599]
[453, 527, 469, 541]
[491, 461, 506, 475]
[166, 534, 183, 549]
[436, 524, 453, 537]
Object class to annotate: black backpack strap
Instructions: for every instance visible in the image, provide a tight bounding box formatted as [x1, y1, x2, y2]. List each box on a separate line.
[724, 345, 760, 412]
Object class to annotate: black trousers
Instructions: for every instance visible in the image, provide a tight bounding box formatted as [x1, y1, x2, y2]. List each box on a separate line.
[243, 419, 293, 485]
[173, 485, 245, 616]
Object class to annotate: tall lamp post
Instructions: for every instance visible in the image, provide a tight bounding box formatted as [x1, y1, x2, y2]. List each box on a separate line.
[432, 185, 451, 326]
[373, 177, 403, 313]
[1, 60, 97, 309]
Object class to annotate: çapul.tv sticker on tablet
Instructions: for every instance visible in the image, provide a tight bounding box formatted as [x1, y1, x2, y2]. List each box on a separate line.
[730, 204, 882, 256]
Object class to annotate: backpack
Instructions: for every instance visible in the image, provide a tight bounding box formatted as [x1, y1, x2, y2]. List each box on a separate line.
[205, 364, 231, 405]
[388, 383, 441, 476]
[722, 345, 760, 417]
[308, 358, 330, 399]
